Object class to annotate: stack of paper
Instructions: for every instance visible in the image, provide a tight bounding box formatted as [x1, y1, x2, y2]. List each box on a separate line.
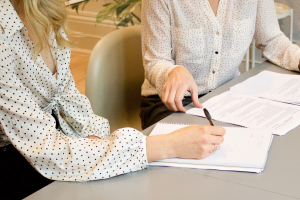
[149, 123, 273, 173]
[187, 91, 300, 136]
[187, 71, 300, 136]
[230, 71, 300, 105]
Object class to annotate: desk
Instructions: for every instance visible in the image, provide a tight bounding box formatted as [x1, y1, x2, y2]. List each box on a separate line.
[25, 62, 300, 200]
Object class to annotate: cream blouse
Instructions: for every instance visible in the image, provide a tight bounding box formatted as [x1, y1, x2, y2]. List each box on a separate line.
[141, 0, 300, 97]
[0, 0, 147, 181]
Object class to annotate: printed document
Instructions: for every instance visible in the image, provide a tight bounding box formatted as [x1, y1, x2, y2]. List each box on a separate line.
[187, 91, 300, 136]
[230, 71, 300, 105]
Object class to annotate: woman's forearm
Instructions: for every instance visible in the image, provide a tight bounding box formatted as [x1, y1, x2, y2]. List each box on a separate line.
[146, 135, 175, 163]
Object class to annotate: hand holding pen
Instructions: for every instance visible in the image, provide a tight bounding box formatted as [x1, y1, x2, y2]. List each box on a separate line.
[203, 108, 219, 153]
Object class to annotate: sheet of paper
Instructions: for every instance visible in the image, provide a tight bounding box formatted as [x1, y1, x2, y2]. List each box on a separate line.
[187, 91, 300, 136]
[230, 71, 300, 105]
[149, 162, 263, 173]
[149, 123, 273, 173]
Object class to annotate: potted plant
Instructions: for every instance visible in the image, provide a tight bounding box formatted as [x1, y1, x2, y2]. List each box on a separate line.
[71, 0, 142, 28]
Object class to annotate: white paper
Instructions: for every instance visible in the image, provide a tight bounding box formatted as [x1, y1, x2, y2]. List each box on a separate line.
[230, 71, 300, 105]
[149, 162, 263, 173]
[187, 91, 300, 136]
[149, 123, 273, 173]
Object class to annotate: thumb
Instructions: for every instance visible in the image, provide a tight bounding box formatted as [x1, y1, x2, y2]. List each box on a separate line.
[190, 84, 203, 108]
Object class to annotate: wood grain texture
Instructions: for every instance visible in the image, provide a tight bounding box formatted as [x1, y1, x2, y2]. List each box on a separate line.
[69, 52, 90, 94]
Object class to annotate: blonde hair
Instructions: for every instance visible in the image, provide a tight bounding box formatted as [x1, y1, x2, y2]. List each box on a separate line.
[24, 0, 72, 58]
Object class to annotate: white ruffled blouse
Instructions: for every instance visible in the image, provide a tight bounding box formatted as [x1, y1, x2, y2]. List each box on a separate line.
[0, 0, 147, 181]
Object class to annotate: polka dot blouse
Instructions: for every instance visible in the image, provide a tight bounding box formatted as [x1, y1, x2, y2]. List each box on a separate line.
[0, 0, 147, 181]
[141, 0, 300, 98]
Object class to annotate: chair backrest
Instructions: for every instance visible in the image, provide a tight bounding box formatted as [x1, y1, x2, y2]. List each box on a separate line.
[86, 25, 144, 132]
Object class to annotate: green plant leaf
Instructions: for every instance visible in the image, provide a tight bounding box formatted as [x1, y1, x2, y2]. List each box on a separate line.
[103, 3, 112, 7]
[130, 11, 140, 22]
[71, 4, 80, 13]
[116, 3, 131, 17]
[130, 17, 134, 26]
[78, 0, 142, 28]
[128, 0, 142, 4]
[81, 1, 91, 11]
[116, 3, 135, 19]
[117, 16, 132, 27]
[96, 3, 119, 23]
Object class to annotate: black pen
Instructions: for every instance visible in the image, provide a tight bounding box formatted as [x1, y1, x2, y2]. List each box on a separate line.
[203, 108, 214, 126]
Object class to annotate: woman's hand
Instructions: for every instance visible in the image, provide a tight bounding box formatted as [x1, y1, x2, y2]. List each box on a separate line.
[167, 125, 225, 159]
[146, 125, 226, 162]
[162, 66, 203, 112]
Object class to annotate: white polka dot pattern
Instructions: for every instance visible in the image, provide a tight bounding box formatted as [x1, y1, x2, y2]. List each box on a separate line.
[0, 0, 148, 181]
[141, 0, 300, 98]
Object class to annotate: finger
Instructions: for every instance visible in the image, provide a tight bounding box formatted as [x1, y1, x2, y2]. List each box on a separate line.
[199, 152, 212, 159]
[209, 134, 224, 144]
[162, 85, 172, 111]
[209, 127, 226, 136]
[174, 85, 188, 112]
[213, 143, 221, 151]
[167, 85, 178, 111]
[199, 125, 226, 136]
[190, 84, 203, 108]
[208, 144, 221, 153]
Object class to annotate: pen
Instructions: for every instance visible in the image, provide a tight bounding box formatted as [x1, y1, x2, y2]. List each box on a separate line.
[203, 108, 214, 126]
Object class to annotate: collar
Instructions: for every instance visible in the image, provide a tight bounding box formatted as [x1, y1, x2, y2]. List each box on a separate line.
[0, 0, 24, 38]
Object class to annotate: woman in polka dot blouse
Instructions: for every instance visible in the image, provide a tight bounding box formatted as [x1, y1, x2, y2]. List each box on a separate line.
[140, 0, 300, 129]
[0, 0, 225, 199]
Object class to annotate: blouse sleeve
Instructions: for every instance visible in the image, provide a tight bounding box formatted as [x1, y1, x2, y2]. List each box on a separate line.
[141, 0, 180, 97]
[254, 0, 300, 71]
[0, 47, 148, 181]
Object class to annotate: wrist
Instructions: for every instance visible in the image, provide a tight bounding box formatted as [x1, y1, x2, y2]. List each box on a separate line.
[146, 134, 176, 162]
[168, 65, 185, 76]
[162, 134, 177, 159]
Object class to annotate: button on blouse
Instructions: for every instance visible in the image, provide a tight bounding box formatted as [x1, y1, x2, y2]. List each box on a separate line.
[0, 0, 148, 181]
